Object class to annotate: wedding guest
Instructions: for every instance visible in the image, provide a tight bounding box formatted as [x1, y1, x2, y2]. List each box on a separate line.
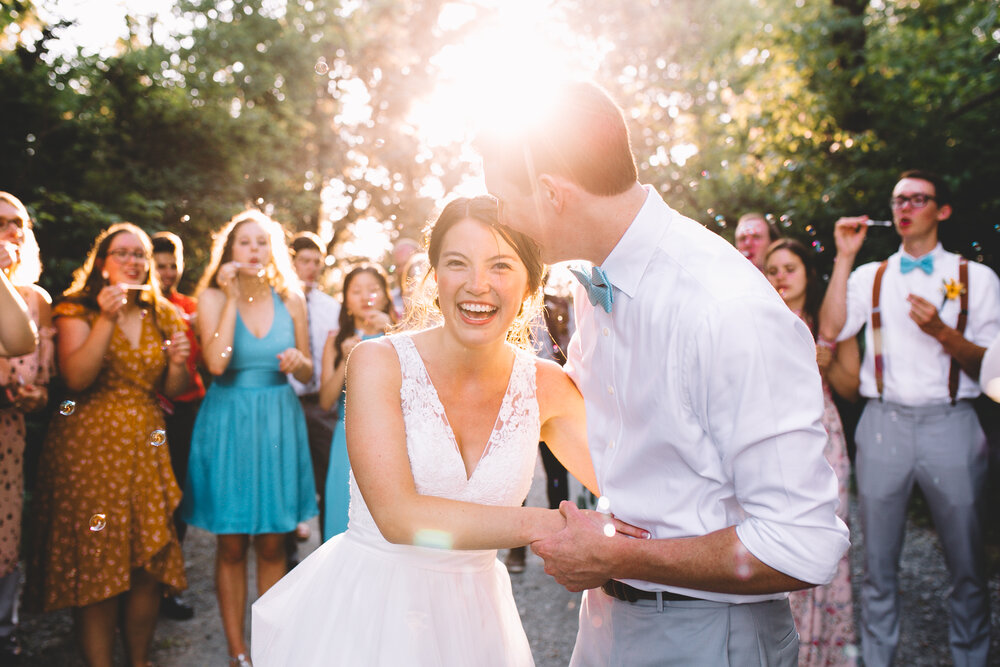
[398, 251, 431, 319]
[150, 231, 204, 621]
[0, 270, 35, 358]
[180, 209, 317, 667]
[318, 263, 395, 540]
[390, 237, 420, 315]
[479, 80, 849, 666]
[287, 232, 340, 539]
[765, 238, 859, 665]
[0, 196, 37, 356]
[27, 222, 191, 667]
[820, 170, 1000, 667]
[0, 192, 52, 660]
[735, 212, 778, 271]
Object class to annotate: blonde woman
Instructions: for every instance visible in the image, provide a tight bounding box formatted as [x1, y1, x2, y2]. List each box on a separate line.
[180, 209, 316, 666]
[0, 192, 51, 658]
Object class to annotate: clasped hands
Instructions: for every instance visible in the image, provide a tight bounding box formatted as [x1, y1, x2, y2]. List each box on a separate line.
[530, 500, 650, 592]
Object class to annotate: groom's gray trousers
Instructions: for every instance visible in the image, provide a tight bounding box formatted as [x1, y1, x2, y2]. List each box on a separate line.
[569, 587, 797, 666]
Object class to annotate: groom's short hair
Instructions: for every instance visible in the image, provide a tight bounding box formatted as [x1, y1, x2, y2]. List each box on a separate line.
[476, 81, 637, 197]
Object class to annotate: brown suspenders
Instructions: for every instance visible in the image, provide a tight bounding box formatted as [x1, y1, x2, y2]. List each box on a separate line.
[870, 256, 968, 404]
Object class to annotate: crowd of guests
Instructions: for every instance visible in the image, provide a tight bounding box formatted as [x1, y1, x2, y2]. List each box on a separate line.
[0, 165, 997, 667]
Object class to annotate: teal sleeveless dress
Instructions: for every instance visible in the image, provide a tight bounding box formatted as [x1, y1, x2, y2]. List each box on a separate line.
[182, 291, 318, 534]
[323, 331, 383, 540]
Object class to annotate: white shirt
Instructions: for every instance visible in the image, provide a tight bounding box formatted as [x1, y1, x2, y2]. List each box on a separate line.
[565, 187, 849, 604]
[838, 244, 1000, 405]
[288, 288, 341, 396]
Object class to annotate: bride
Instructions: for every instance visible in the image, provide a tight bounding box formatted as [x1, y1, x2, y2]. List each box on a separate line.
[252, 196, 639, 665]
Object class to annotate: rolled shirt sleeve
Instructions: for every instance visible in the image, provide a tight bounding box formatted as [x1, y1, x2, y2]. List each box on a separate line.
[691, 296, 850, 585]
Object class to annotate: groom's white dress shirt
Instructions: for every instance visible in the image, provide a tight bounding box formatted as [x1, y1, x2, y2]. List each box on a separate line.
[565, 186, 850, 604]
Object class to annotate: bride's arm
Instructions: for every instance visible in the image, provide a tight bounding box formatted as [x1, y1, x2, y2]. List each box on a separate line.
[535, 359, 599, 495]
[346, 338, 564, 550]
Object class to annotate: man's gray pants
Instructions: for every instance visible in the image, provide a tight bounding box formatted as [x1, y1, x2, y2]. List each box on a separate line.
[856, 399, 989, 667]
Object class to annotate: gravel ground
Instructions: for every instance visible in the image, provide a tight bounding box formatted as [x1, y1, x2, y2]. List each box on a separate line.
[13, 459, 1000, 666]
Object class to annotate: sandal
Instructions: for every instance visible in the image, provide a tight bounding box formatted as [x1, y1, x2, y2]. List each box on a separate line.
[295, 521, 311, 542]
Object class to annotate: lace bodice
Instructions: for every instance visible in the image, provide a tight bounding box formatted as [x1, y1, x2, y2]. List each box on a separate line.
[347, 333, 540, 539]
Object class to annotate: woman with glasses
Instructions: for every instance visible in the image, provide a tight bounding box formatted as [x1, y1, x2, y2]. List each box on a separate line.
[27, 222, 191, 667]
[0, 192, 51, 658]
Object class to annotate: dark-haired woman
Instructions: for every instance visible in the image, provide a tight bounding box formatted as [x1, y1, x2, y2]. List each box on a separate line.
[318, 263, 395, 540]
[253, 196, 641, 666]
[27, 223, 190, 667]
[765, 238, 859, 666]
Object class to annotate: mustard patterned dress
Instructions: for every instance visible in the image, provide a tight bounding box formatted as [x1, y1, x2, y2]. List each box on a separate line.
[26, 301, 187, 611]
[0, 287, 53, 577]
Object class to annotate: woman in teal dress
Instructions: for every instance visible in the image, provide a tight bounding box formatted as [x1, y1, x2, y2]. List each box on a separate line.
[319, 263, 395, 540]
[181, 209, 317, 667]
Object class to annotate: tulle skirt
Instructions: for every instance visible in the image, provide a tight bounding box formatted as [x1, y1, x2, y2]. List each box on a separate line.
[252, 525, 533, 666]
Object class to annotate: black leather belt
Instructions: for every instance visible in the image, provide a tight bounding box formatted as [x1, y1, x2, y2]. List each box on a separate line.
[601, 579, 698, 603]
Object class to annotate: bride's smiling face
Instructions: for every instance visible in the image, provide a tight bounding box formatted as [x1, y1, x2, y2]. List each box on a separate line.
[434, 218, 529, 346]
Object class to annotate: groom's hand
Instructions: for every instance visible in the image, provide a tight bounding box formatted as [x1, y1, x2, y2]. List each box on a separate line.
[530, 501, 648, 592]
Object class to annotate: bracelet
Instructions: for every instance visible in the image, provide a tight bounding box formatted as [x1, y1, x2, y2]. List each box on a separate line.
[817, 337, 836, 350]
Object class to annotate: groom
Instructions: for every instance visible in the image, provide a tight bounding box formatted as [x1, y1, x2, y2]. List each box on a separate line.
[478, 82, 850, 665]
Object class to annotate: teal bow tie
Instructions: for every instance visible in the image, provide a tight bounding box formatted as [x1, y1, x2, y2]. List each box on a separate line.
[569, 265, 614, 313]
[900, 254, 934, 275]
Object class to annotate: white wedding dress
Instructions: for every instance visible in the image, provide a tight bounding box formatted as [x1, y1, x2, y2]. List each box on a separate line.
[252, 333, 539, 666]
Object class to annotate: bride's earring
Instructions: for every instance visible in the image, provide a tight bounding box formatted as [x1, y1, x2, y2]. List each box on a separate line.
[101, 269, 110, 281]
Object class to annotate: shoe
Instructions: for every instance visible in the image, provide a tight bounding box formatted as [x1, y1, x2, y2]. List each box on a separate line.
[0, 634, 22, 665]
[294, 521, 311, 542]
[229, 654, 252, 667]
[160, 593, 195, 621]
[504, 546, 526, 573]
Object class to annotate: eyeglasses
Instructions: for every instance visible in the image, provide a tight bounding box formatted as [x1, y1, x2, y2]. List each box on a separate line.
[0, 217, 26, 232]
[106, 249, 149, 263]
[890, 194, 936, 210]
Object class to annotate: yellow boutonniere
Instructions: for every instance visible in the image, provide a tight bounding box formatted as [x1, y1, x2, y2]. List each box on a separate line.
[940, 278, 966, 311]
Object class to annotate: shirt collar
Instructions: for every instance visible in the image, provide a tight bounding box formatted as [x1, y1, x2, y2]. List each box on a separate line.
[600, 185, 671, 299]
[898, 242, 943, 261]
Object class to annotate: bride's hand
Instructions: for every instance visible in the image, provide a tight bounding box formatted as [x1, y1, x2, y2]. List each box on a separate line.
[573, 508, 650, 540]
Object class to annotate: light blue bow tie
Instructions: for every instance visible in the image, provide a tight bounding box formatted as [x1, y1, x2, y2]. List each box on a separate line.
[900, 254, 934, 275]
[569, 265, 614, 313]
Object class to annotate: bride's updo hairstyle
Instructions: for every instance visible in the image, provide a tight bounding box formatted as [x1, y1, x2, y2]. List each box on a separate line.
[399, 195, 545, 350]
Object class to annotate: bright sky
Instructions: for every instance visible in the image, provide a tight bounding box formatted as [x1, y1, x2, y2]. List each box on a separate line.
[35, 0, 179, 57]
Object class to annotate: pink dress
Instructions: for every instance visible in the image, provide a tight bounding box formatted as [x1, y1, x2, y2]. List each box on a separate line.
[0, 287, 54, 577]
[788, 381, 857, 665]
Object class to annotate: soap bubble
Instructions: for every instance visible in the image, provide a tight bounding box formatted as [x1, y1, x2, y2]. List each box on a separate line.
[89, 513, 107, 532]
[59, 400, 76, 416]
[149, 429, 167, 447]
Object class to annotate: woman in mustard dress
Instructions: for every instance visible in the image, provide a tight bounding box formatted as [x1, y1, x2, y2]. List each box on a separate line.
[27, 223, 191, 667]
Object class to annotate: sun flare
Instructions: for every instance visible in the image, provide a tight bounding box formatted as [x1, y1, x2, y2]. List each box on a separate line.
[407, 1, 606, 150]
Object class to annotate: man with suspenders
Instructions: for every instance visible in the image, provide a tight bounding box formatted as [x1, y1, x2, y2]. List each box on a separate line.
[820, 170, 1000, 667]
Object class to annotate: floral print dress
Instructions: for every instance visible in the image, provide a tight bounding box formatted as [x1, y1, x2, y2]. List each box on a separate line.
[26, 301, 187, 611]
